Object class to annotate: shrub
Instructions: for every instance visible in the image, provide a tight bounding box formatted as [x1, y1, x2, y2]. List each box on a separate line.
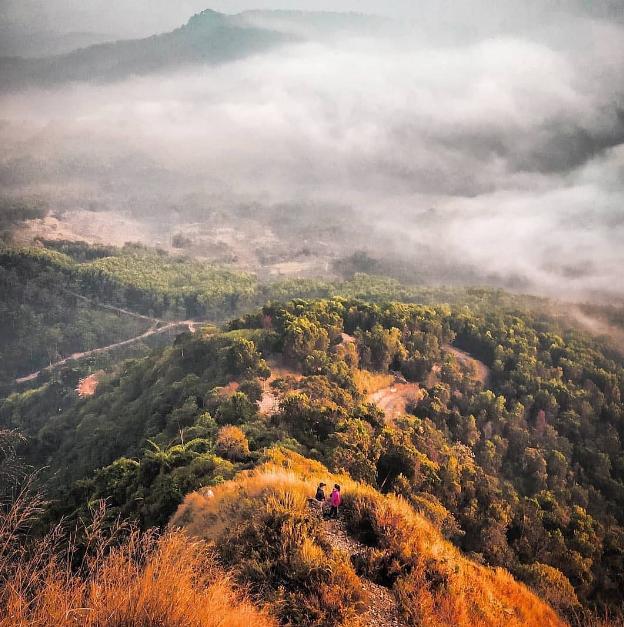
[215, 425, 250, 461]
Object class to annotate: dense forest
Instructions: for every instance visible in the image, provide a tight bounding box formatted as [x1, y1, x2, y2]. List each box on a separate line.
[2, 290, 623, 623]
[1, 241, 544, 388]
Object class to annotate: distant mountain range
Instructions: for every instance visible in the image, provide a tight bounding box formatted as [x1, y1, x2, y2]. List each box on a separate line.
[0, 10, 297, 90]
[0, 29, 116, 58]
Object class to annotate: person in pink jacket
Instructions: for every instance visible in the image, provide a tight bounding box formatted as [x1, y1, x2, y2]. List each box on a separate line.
[329, 484, 341, 519]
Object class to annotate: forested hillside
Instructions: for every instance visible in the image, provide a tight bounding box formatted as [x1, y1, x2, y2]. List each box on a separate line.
[2, 294, 623, 623]
[1, 241, 540, 388]
[2, 2, 623, 624]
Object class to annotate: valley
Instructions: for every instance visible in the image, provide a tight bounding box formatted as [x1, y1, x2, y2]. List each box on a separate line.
[1, 3, 624, 625]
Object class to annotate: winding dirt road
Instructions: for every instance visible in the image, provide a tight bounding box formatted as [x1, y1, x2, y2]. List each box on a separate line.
[15, 320, 198, 384]
[14, 294, 204, 385]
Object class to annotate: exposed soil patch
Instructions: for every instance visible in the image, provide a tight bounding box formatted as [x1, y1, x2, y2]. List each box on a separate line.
[17, 211, 340, 278]
[258, 357, 303, 415]
[16, 210, 159, 248]
[215, 381, 240, 398]
[366, 377, 423, 422]
[76, 371, 103, 397]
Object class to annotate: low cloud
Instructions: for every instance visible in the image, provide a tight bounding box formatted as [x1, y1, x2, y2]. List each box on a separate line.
[0, 6, 623, 301]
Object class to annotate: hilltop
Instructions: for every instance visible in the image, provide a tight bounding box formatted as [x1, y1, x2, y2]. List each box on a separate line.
[0, 10, 294, 89]
[172, 448, 565, 626]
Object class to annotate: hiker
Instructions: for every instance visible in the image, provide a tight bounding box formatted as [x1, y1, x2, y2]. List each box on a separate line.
[329, 484, 341, 519]
[315, 482, 327, 502]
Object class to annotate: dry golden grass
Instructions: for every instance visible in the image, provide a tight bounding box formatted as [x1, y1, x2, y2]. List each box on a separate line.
[172, 453, 365, 626]
[345, 484, 566, 627]
[173, 448, 567, 627]
[353, 369, 395, 396]
[573, 612, 624, 627]
[0, 528, 276, 627]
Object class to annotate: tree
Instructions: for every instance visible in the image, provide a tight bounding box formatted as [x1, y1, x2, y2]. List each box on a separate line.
[283, 317, 330, 364]
[222, 338, 270, 378]
[216, 392, 257, 426]
[357, 324, 406, 371]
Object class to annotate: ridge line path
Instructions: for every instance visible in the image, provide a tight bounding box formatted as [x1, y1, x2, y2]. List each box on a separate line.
[15, 294, 204, 384]
[309, 501, 404, 627]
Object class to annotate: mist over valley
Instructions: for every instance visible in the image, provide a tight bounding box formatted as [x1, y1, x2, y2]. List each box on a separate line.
[1, 3, 623, 300]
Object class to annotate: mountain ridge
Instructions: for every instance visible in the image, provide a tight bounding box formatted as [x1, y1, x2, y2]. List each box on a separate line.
[0, 9, 296, 90]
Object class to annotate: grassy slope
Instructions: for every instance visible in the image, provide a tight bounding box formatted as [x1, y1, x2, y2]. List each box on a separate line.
[173, 448, 565, 627]
[0, 527, 276, 627]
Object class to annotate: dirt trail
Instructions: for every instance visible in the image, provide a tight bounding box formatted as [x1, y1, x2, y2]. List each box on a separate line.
[15, 320, 198, 385]
[366, 377, 423, 422]
[444, 345, 490, 385]
[258, 358, 303, 415]
[309, 502, 403, 627]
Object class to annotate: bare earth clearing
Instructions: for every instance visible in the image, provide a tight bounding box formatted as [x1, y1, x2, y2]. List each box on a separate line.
[15, 210, 158, 248]
[76, 371, 103, 397]
[364, 345, 490, 422]
[258, 340, 490, 422]
[16, 211, 339, 278]
[259, 358, 303, 415]
[366, 380, 423, 423]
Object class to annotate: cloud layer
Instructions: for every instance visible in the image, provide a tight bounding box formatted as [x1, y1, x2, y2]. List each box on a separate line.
[1, 7, 623, 300]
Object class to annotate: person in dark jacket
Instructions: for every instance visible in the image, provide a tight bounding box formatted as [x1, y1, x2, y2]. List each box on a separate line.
[315, 482, 326, 501]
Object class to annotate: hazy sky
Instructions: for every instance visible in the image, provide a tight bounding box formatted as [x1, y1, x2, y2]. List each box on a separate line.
[1, 0, 623, 37]
[1, 1, 623, 300]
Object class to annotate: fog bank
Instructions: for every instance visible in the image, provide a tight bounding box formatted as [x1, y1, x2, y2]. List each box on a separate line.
[1, 5, 623, 300]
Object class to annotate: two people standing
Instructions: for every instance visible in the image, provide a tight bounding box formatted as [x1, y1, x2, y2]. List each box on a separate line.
[315, 482, 342, 518]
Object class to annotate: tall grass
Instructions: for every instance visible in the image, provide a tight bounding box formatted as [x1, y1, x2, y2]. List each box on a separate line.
[342, 483, 567, 627]
[172, 458, 365, 626]
[0, 499, 275, 627]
